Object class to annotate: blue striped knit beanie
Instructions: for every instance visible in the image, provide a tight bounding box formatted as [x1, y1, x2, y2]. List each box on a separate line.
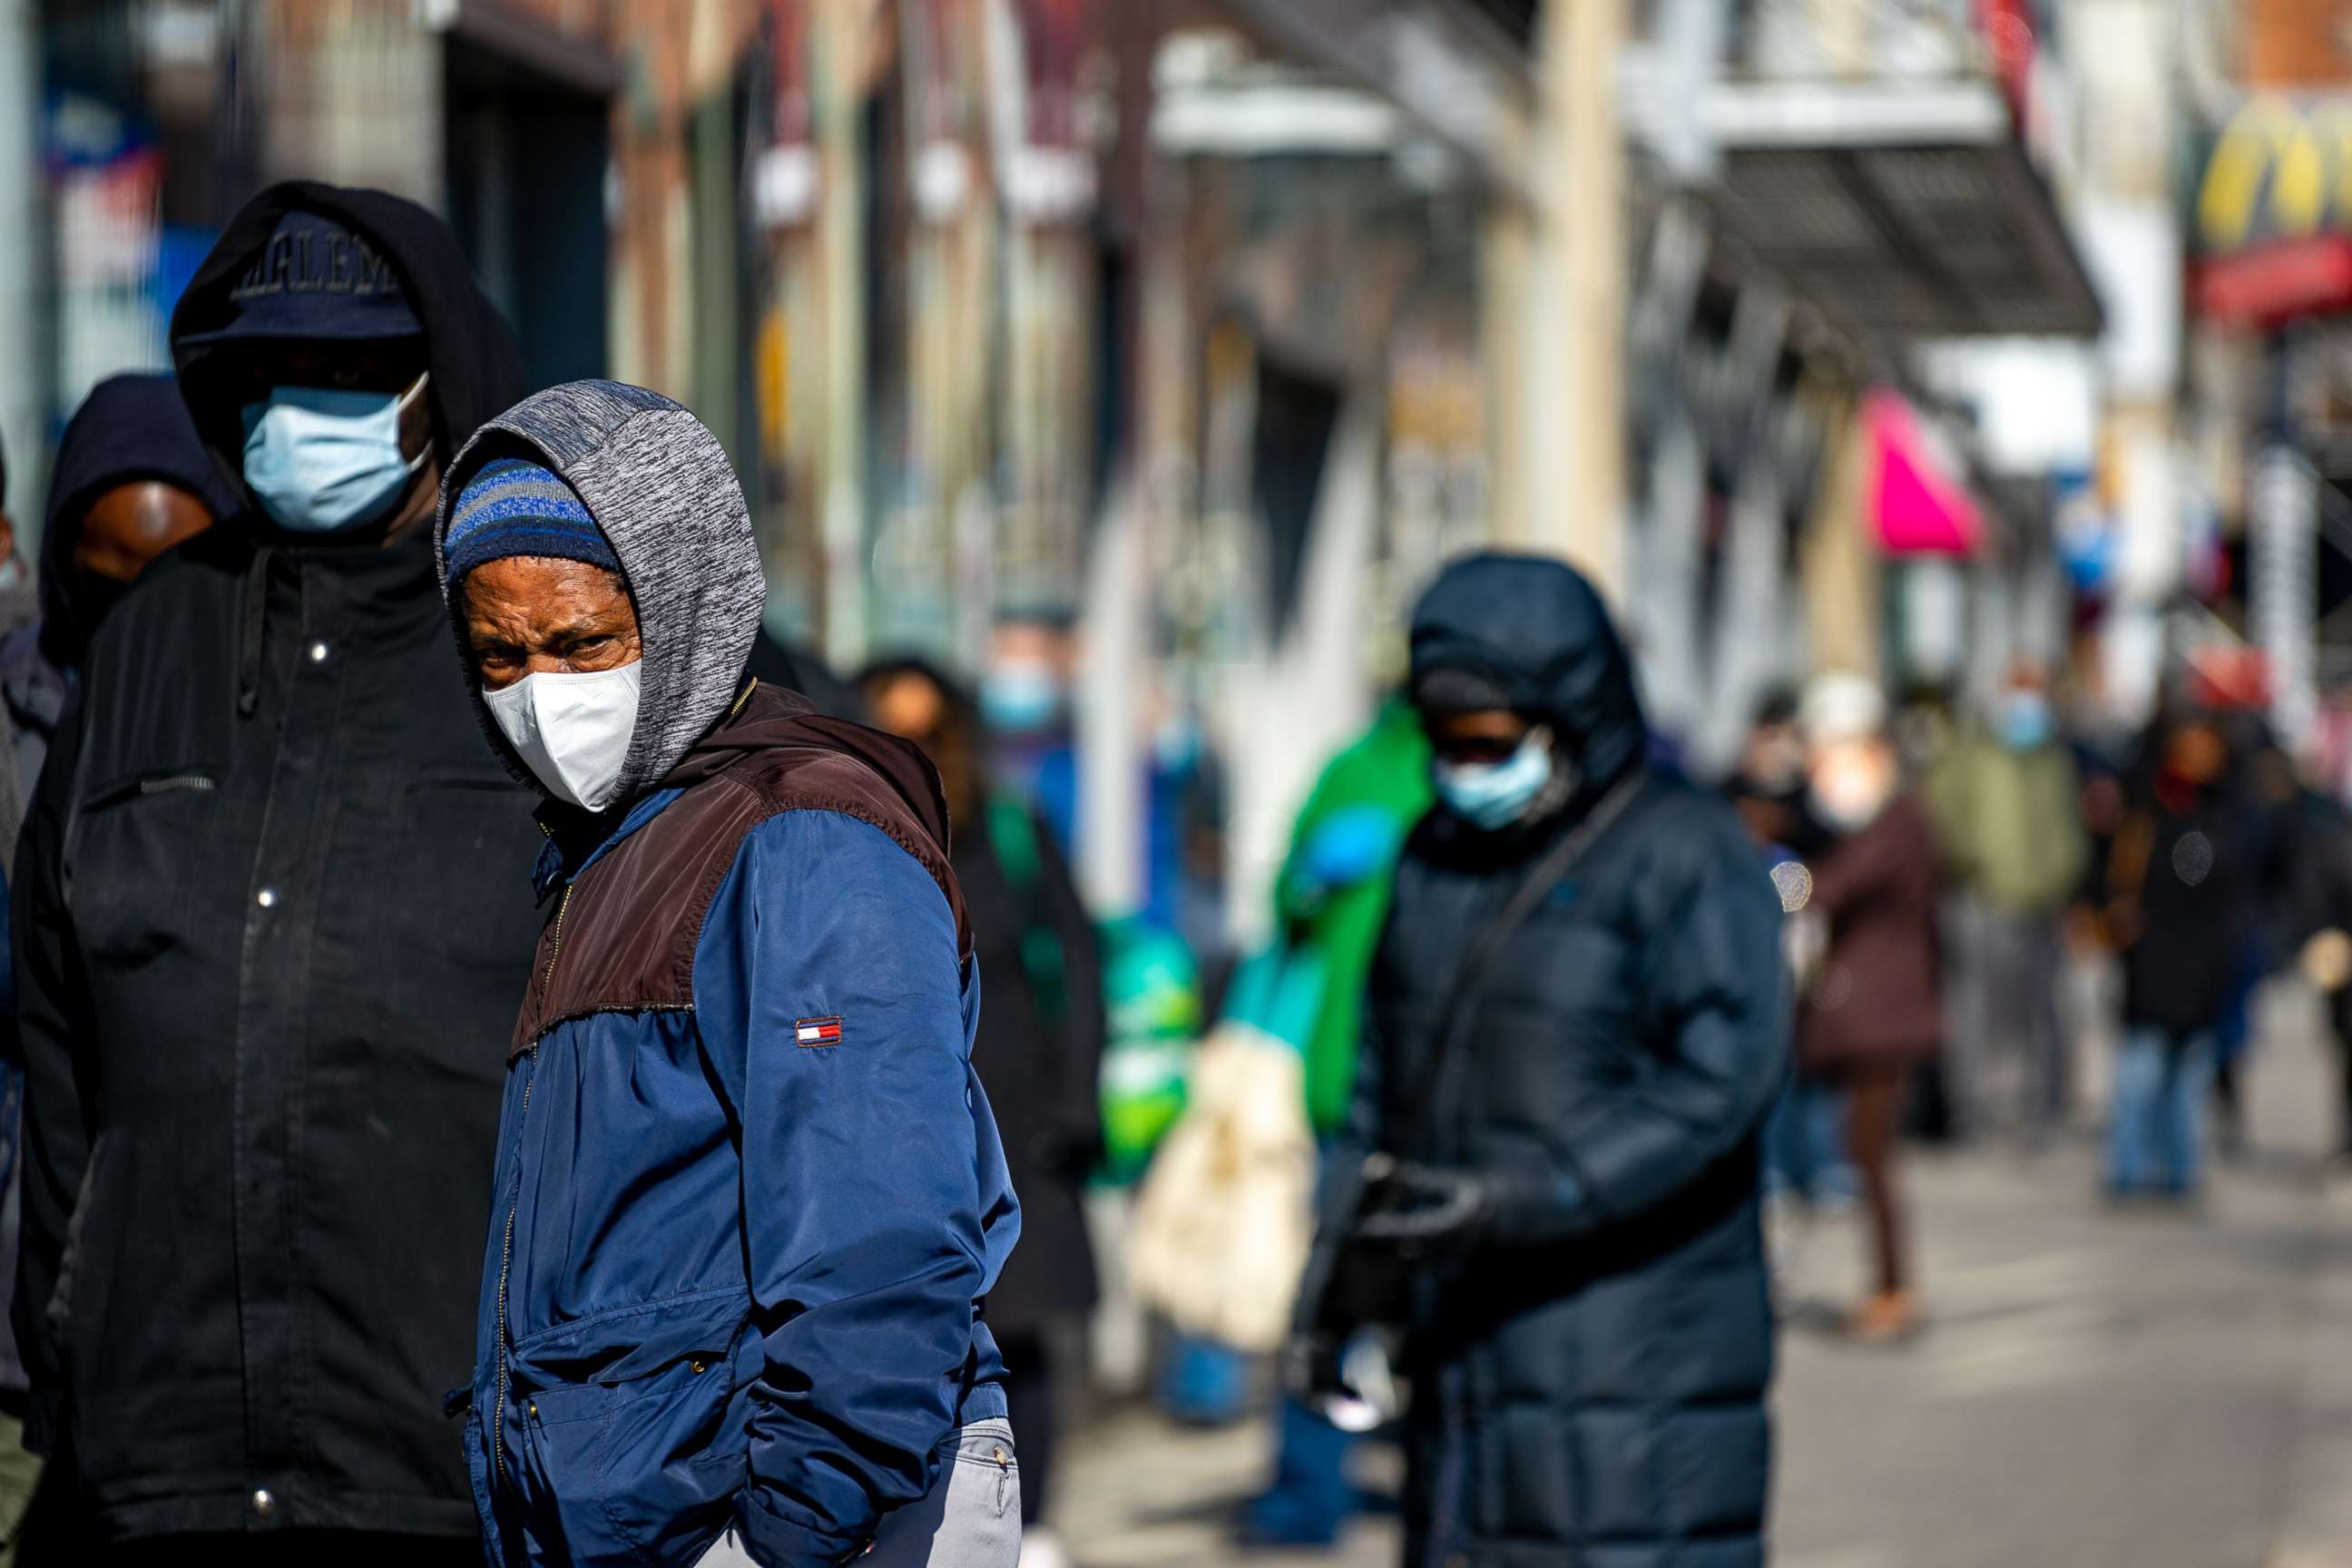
[443, 456, 621, 589]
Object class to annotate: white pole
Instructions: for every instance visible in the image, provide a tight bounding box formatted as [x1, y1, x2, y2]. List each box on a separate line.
[0, 0, 49, 548]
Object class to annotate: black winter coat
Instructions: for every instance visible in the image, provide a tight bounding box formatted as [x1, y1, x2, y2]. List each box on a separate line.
[9, 183, 546, 1543]
[956, 802, 1103, 1334]
[2116, 789, 2257, 1042]
[1324, 556, 1788, 1568]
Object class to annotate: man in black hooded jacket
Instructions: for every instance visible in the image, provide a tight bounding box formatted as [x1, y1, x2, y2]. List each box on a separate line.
[11, 183, 545, 1563]
[1297, 554, 1788, 1568]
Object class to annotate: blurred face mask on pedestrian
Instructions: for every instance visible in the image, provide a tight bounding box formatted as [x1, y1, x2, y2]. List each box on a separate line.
[980, 658, 1061, 733]
[1808, 738, 1896, 831]
[1995, 689, 2053, 751]
[462, 556, 645, 812]
[240, 370, 430, 534]
[1428, 711, 1567, 831]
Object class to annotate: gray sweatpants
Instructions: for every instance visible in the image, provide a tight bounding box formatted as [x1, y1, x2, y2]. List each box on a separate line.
[1945, 897, 2070, 1139]
[696, 1418, 1021, 1568]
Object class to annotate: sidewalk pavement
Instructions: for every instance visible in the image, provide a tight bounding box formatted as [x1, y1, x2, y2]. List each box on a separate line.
[1050, 982, 2352, 1568]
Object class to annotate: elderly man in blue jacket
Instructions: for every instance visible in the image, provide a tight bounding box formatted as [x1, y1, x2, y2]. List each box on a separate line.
[435, 379, 1021, 1568]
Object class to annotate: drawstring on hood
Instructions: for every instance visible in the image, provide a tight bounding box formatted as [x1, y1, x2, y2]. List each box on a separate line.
[236, 544, 272, 717]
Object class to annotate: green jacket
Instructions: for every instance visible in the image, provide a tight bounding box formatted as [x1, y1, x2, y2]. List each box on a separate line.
[1926, 730, 2087, 917]
[1275, 700, 1433, 1133]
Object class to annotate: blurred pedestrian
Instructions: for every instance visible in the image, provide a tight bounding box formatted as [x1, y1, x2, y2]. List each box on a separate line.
[1240, 698, 1430, 1550]
[439, 382, 1018, 1568]
[1728, 687, 1818, 856]
[0, 374, 235, 816]
[983, 610, 1081, 848]
[2102, 710, 2255, 1200]
[0, 374, 234, 1564]
[1927, 660, 2087, 1143]
[1730, 700, 1854, 1227]
[746, 632, 865, 720]
[0, 435, 25, 1568]
[10, 184, 547, 1565]
[1294, 555, 1786, 1568]
[1797, 674, 1943, 1340]
[0, 436, 34, 646]
[865, 656, 1102, 1568]
[2282, 769, 2352, 1161]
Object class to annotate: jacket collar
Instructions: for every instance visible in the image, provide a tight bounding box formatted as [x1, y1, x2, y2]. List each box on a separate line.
[532, 787, 683, 902]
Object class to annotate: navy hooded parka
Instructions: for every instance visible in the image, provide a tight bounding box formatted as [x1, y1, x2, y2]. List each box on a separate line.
[1333, 554, 1788, 1568]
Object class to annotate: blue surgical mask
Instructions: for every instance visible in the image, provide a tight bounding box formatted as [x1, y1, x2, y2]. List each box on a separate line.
[240, 373, 430, 534]
[1434, 726, 1560, 831]
[1995, 691, 2053, 751]
[981, 661, 1062, 733]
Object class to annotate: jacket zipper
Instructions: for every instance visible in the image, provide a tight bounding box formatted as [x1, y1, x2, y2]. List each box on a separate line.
[493, 881, 573, 1484]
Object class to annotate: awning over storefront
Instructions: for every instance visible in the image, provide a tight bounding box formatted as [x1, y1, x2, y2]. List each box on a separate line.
[1695, 77, 2103, 341]
[1205, 0, 1534, 189]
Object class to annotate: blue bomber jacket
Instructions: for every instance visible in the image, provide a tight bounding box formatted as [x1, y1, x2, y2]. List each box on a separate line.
[461, 684, 1019, 1568]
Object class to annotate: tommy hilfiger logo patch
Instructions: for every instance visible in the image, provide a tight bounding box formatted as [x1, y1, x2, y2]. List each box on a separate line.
[795, 1017, 843, 1047]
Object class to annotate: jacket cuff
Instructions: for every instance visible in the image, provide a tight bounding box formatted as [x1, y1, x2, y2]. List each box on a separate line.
[1490, 1166, 1592, 1246]
[19, 1387, 59, 1457]
[736, 1486, 872, 1568]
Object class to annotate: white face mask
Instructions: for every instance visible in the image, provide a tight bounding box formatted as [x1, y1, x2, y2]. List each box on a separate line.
[483, 661, 642, 812]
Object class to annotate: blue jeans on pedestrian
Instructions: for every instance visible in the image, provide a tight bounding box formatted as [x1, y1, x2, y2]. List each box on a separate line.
[1244, 1141, 1357, 1545]
[1764, 1073, 1857, 1207]
[1242, 1394, 1357, 1545]
[2107, 1029, 2215, 1195]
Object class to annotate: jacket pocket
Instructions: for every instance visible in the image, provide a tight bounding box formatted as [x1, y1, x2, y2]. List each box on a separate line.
[69, 773, 217, 966]
[511, 1294, 753, 1568]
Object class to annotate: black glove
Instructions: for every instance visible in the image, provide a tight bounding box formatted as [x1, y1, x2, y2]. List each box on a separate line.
[1351, 1161, 1500, 1249]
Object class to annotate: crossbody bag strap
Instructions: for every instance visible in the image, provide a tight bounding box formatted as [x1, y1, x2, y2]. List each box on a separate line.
[1401, 768, 1651, 1119]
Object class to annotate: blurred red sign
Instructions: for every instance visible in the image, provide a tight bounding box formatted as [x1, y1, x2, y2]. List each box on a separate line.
[2187, 644, 2271, 710]
[2192, 234, 2352, 327]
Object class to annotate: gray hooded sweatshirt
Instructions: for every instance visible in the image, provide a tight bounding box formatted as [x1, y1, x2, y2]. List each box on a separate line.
[433, 378, 768, 803]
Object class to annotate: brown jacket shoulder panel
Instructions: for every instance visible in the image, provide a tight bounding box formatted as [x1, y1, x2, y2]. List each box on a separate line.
[508, 747, 970, 1058]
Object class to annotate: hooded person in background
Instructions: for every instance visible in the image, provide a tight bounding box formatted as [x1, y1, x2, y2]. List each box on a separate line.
[864, 656, 1102, 1568]
[2102, 710, 2254, 1200]
[1795, 674, 1944, 1340]
[0, 374, 236, 822]
[0, 375, 230, 1566]
[1294, 554, 1786, 1568]
[438, 382, 1019, 1568]
[11, 183, 546, 1564]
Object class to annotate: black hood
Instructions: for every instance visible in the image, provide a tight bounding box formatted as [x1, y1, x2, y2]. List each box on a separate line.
[39, 373, 245, 668]
[1409, 553, 1648, 800]
[171, 181, 524, 505]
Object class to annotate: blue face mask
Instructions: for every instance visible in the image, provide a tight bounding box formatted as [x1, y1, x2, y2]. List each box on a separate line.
[1434, 726, 1560, 831]
[240, 374, 429, 534]
[980, 662, 1062, 733]
[1995, 691, 2053, 751]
